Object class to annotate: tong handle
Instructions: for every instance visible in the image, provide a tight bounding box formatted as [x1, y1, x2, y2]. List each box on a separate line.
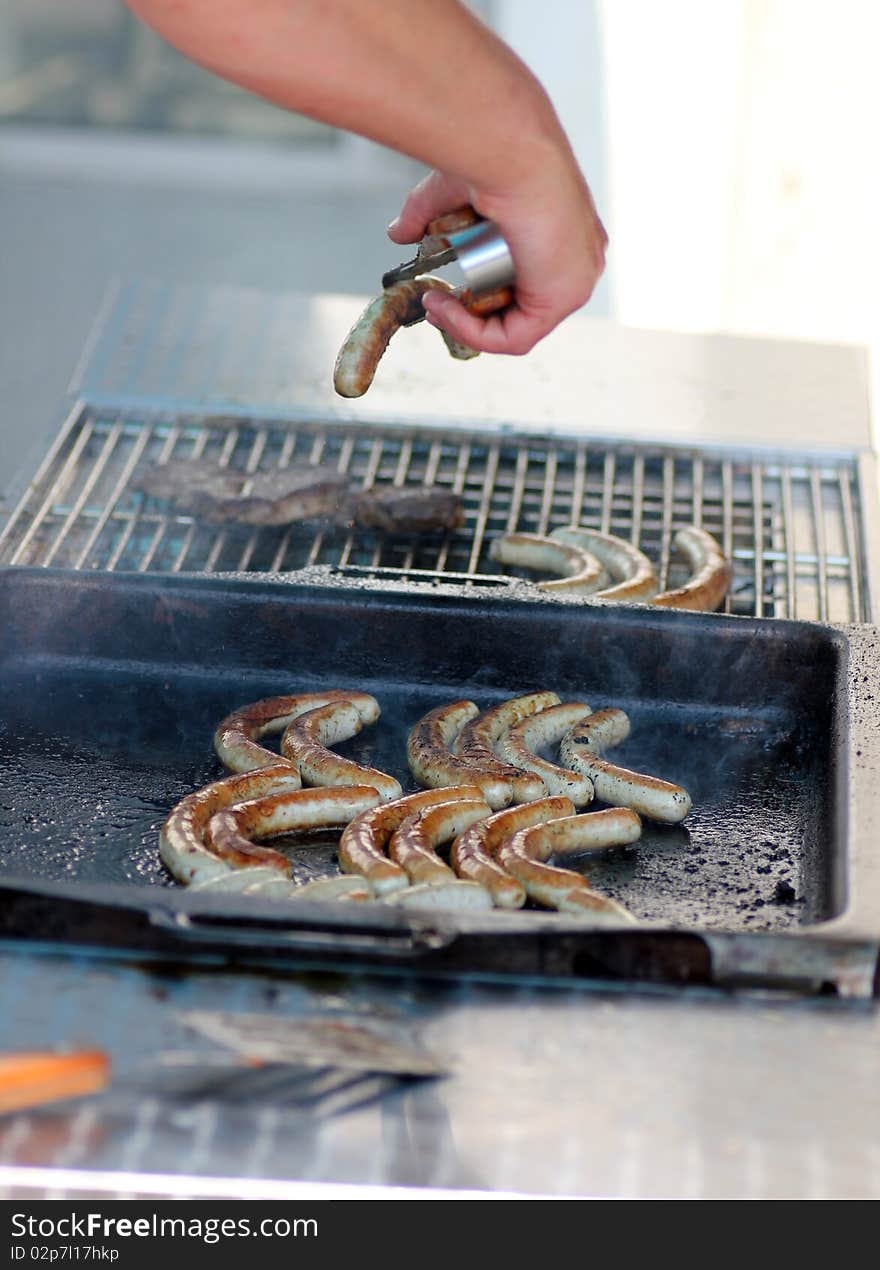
[384, 205, 515, 316]
[426, 207, 514, 317]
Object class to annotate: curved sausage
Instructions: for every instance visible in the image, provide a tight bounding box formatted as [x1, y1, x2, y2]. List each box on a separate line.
[489, 533, 607, 594]
[389, 797, 491, 886]
[188, 865, 293, 895]
[559, 708, 692, 824]
[382, 880, 494, 912]
[333, 279, 477, 399]
[501, 808, 642, 861]
[407, 700, 512, 810]
[280, 699, 402, 802]
[159, 765, 305, 886]
[498, 703, 596, 804]
[497, 812, 640, 919]
[563, 706, 631, 751]
[455, 691, 560, 804]
[338, 784, 483, 896]
[450, 795, 575, 909]
[205, 784, 384, 871]
[550, 526, 658, 603]
[187, 867, 371, 902]
[214, 691, 379, 774]
[288, 877, 372, 902]
[652, 526, 732, 612]
[286, 876, 372, 902]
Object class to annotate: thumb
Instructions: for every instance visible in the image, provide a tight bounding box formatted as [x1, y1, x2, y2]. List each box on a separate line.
[387, 170, 472, 244]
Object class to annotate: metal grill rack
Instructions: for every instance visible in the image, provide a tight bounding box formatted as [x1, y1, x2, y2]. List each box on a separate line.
[0, 400, 871, 622]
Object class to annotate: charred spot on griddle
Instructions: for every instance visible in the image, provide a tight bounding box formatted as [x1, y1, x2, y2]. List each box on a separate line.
[773, 879, 798, 904]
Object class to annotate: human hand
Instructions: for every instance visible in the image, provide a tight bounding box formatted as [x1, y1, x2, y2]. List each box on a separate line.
[387, 163, 608, 356]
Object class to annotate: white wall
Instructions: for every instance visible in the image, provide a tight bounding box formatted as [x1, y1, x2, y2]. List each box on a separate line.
[598, 0, 880, 423]
[725, 1, 880, 346]
[599, 0, 746, 331]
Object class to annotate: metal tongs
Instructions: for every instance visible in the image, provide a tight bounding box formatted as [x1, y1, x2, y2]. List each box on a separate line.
[382, 205, 516, 326]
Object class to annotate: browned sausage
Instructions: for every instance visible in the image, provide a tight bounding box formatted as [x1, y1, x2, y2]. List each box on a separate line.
[559, 708, 692, 824]
[489, 533, 607, 594]
[407, 700, 513, 809]
[652, 526, 732, 612]
[499, 703, 596, 804]
[338, 784, 483, 896]
[497, 810, 640, 918]
[205, 785, 384, 874]
[550, 526, 658, 602]
[333, 279, 477, 398]
[450, 795, 575, 908]
[214, 691, 379, 774]
[160, 765, 305, 885]
[389, 797, 491, 886]
[455, 691, 559, 804]
[280, 698, 402, 801]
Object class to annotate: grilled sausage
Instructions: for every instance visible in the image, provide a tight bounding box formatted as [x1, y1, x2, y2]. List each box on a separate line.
[498, 703, 596, 804]
[559, 708, 692, 824]
[159, 765, 305, 885]
[382, 880, 494, 911]
[205, 784, 384, 873]
[288, 876, 373, 902]
[550, 526, 658, 603]
[188, 867, 371, 902]
[334, 279, 477, 398]
[489, 533, 607, 594]
[501, 807, 642, 860]
[564, 706, 631, 751]
[450, 795, 575, 908]
[407, 700, 513, 809]
[652, 526, 732, 612]
[187, 865, 293, 894]
[338, 784, 483, 896]
[389, 797, 491, 886]
[497, 812, 640, 919]
[455, 691, 559, 804]
[214, 691, 379, 774]
[280, 699, 402, 801]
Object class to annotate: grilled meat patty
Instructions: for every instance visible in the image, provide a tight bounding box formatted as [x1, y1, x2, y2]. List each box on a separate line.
[350, 486, 465, 534]
[133, 460, 464, 534]
[133, 461, 348, 526]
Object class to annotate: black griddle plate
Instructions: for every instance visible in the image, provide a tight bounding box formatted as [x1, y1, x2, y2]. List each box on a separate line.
[0, 568, 877, 997]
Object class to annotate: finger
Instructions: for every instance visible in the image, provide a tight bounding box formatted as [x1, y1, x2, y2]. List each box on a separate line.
[387, 171, 470, 244]
[422, 291, 555, 356]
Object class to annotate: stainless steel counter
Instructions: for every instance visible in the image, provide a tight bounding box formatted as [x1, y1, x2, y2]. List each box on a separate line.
[1, 949, 879, 1200]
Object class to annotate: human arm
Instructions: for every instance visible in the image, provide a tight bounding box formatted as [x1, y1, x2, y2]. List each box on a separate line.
[123, 0, 607, 354]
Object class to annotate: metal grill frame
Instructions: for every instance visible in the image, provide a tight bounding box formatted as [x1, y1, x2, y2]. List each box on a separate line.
[1, 398, 877, 624]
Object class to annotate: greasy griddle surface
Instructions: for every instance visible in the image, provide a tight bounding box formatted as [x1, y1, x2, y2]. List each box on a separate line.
[0, 570, 841, 933]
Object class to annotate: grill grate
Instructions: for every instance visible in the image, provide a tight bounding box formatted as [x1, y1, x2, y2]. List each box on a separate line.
[0, 401, 870, 622]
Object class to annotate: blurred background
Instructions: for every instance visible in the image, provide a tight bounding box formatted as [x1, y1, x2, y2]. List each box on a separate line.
[1, 0, 878, 462]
